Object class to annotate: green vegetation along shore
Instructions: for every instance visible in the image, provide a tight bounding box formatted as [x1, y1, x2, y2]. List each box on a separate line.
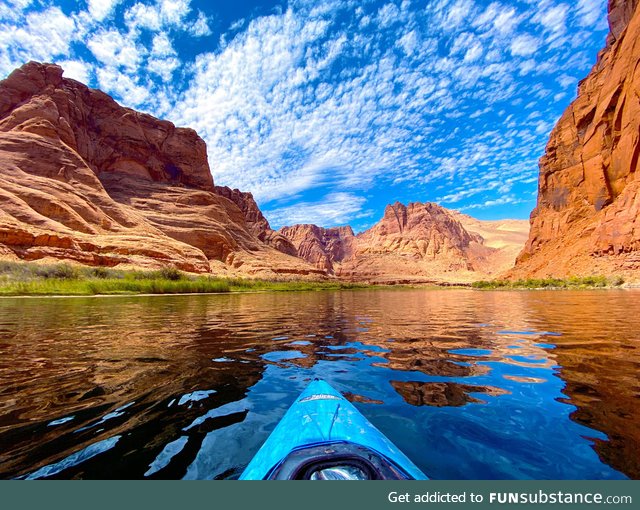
[0, 261, 629, 297]
[471, 276, 625, 290]
[0, 261, 367, 296]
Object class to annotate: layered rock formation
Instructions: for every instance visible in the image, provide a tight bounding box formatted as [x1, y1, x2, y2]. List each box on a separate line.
[0, 62, 322, 278]
[278, 202, 529, 284]
[514, 0, 640, 280]
[278, 225, 356, 273]
[0, 62, 530, 283]
[213, 186, 297, 256]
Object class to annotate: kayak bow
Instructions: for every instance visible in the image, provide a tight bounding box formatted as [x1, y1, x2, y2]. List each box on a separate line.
[240, 380, 427, 480]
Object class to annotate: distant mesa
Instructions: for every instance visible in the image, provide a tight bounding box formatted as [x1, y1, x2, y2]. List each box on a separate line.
[277, 202, 529, 284]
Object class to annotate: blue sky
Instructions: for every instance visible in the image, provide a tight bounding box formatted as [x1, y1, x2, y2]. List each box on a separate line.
[0, 0, 609, 231]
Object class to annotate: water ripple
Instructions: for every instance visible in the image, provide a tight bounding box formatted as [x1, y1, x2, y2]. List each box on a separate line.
[0, 290, 637, 480]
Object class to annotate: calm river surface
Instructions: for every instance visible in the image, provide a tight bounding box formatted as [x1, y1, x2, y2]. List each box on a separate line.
[0, 289, 638, 480]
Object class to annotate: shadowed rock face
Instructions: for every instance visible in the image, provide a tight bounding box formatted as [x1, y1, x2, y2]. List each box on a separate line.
[279, 202, 529, 283]
[514, 0, 640, 281]
[0, 62, 322, 278]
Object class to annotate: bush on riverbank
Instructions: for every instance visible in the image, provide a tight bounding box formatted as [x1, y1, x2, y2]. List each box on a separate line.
[471, 276, 623, 290]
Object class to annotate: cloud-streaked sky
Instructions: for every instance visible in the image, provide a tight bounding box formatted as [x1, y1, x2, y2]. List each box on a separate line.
[0, 0, 609, 230]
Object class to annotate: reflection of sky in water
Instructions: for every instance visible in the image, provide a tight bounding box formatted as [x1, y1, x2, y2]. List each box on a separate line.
[25, 436, 121, 480]
[1, 290, 637, 480]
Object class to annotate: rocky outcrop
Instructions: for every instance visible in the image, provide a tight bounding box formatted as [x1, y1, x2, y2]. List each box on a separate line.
[278, 202, 529, 284]
[213, 185, 297, 256]
[356, 202, 480, 264]
[338, 202, 494, 284]
[0, 62, 323, 278]
[514, 0, 640, 280]
[278, 225, 356, 273]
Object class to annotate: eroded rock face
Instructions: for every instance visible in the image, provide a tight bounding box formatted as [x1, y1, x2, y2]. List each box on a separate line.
[514, 0, 640, 280]
[278, 224, 356, 273]
[214, 185, 297, 256]
[0, 62, 322, 278]
[278, 202, 529, 283]
[0, 63, 213, 191]
[338, 202, 492, 283]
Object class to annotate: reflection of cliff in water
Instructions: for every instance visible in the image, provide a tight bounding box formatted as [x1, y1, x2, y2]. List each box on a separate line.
[0, 296, 267, 479]
[0, 290, 638, 479]
[302, 290, 640, 479]
[391, 381, 509, 407]
[522, 293, 640, 480]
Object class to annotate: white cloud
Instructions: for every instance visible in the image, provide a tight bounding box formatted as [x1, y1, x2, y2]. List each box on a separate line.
[493, 8, 519, 35]
[575, 0, 606, 28]
[147, 56, 180, 81]
[159, 0, 191, 25]
[398, 29, 418, 56]
[87, 0, 122, 22]
[266, 193, 369, 228]
[557, 73, 577, 89]
[190, 10, 212, 37]
[88, 29, 144, 72]
[58, 59, 92, 84]
[377, 3, 401, 28]
[0, 6, 77, 75]
[124, 3, 162, 31]
[460, 195, 525, 210]
[124, 0, 192, 31]
[96, 67, 149, 106]
[536, 3, 570, 34]
[445, 0, 476, 29]
[151, 32, 176, 57]
[510, 34, 541, 56]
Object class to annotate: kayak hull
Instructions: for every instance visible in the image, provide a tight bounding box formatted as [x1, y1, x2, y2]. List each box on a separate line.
[240, 380, 427, 480]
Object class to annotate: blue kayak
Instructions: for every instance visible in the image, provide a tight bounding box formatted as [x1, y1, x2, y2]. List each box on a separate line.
[240, 380, 427, 480]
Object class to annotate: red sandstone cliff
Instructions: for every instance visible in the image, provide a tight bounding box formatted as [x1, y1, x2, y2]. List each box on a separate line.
[279, 202, 529, 284]
[213, 186, 297, 256]
[278, 224, 356, 273]
[0, 62, 322, 278]
[514, 0, 640, 280]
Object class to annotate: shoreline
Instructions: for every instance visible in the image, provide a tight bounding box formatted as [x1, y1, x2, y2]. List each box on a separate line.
[0, 282, 633, 299]
[0, 261, 631, 298]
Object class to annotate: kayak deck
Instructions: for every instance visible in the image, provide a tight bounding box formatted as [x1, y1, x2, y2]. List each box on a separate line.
[240, 380, 427, 480]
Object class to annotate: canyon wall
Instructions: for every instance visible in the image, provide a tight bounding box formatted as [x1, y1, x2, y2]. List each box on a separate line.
[0, 62, 322, 278]
[514, 0, 640, 280]
[279, 202, 529, 284]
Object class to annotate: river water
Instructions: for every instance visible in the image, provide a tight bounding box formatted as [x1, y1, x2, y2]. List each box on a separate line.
[0, 289, 638, 480]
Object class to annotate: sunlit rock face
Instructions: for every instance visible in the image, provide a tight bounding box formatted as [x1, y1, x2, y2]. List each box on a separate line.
[0, 61, 323, 278]
[278, 224, 356, 273]
[514, 0, 640, 281]
[279, 202, 529, 284]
